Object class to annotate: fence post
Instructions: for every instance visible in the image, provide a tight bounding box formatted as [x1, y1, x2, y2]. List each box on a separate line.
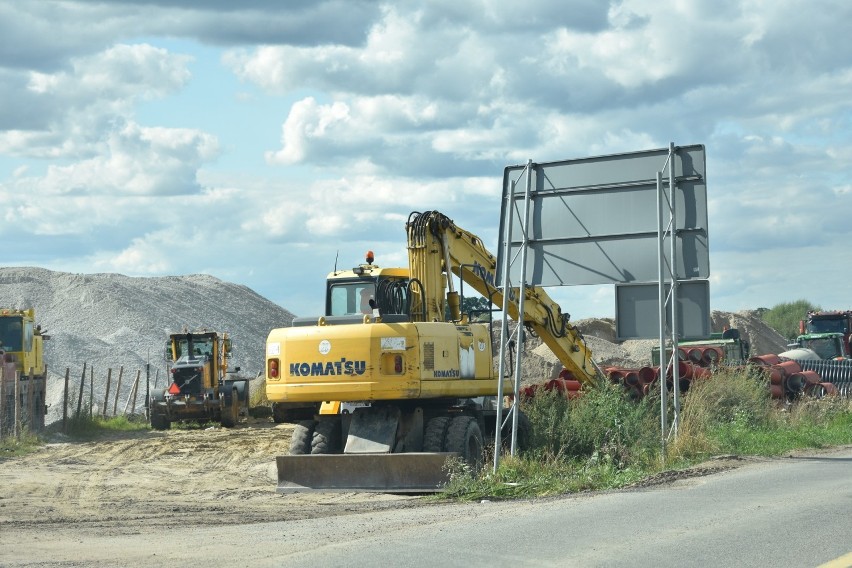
[103, 369, 112, 418]
[63, 368, 70, 434]
[145, 363, 150, 421]
[14, 370, 21, 438]
[76, 362, 87, 418]
[131, 370, 141, 415]
[0, 365, 6, 438]
[27, 367, 35, 432]
[38, 364, 47, 431]
[123, 371, 140, 416]
[88, 366, 94, 417]
[113, 366, 124, 416]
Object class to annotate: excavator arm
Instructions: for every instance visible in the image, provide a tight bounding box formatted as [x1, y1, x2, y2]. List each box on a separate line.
[406, 210, 601, 385]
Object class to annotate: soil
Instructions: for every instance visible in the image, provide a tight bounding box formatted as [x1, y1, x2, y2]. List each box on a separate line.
[0, 419, 425, 534]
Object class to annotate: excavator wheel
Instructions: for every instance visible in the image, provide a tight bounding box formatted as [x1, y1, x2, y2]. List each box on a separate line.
[502, 409, 532, 453]
[289, 420, 316, 455]
[221, 387, 239, 428]
[311, 419, 341, 454]
[422, 416, 452, 452]
[150, 411, 171, 431]
[445, 415, 484, 473]
[272, 403, 289, 423]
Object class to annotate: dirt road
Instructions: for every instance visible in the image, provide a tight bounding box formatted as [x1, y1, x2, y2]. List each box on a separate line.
[0, 420, 422, 534]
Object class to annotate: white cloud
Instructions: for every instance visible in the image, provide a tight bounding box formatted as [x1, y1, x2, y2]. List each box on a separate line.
[0, 43, 193, 159]
[27, 121, 218, 197]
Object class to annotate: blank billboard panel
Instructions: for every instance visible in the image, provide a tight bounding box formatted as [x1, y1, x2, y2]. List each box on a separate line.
[497, 145, 708, 286]
[615, 280, 711, 340]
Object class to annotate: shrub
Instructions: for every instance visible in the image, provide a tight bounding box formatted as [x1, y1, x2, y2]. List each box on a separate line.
[760, 299, 820, 340]
[523, 381, 659, 469]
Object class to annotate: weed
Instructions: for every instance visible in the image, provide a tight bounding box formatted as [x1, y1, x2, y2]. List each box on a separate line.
[441, 367, 852, 500]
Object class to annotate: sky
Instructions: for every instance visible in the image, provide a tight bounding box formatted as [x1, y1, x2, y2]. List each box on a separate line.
[1, 0, 851, 324]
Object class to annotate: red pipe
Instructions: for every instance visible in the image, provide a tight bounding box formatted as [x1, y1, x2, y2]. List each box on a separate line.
[775, 360, 803, 377]
[770, 384, 785, 399]
[687, 348, 703, 364]
[623, 371, 640, 387]
[749, 354, 782, 367]
[638, 366, 659, 384]
[701, 347, 723, 366]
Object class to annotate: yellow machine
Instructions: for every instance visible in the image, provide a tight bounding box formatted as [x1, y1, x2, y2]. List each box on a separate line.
[0, 308, 49, 431]
[266, 210, 600, 491]
[150, 330, 249, 429]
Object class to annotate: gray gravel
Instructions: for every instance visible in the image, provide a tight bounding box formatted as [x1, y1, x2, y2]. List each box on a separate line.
[0, 267, 295, 423]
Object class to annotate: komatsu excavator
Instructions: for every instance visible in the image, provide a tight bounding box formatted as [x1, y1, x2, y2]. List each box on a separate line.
[265, 210, 600, 492]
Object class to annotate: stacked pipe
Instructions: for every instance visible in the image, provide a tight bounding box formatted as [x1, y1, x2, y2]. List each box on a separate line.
[522, 351, 848, 403]
[520, 369, 583, 400]
[748, 356, 842, 400]
[793, 359, 852, 398]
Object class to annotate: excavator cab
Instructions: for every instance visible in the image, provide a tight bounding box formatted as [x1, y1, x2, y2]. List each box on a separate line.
[324, 253, 411, 320]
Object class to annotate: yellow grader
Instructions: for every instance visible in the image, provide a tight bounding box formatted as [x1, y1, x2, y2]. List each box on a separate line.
[149, 330, 249, 429]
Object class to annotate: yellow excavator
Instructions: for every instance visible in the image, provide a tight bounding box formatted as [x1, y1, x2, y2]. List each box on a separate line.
[265, 210, 600, 491]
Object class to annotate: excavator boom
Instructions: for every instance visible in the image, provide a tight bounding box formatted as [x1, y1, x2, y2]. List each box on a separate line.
[406, 210, 600, 385]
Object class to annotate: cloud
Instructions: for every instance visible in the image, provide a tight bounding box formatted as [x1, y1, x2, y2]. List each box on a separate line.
[0, 43, 192, 158]
[15, 121, 219, 198]
[0, 2, 381, 71]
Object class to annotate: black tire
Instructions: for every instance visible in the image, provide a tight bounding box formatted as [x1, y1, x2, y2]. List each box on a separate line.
[289, 420, 315, 455]
[502, 408, 532, 452]
[151, 411, 171, 431]
[311, 419, 341, 454]
[423, 416, 452, 452]
[272, 403, 288, 424]
[516, 409, 532, 452]
[445, 415, 484, 472]
[220, 388, 239, 428]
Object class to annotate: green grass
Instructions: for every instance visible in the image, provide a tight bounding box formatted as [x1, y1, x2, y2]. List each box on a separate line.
[49, 413, 149, 440]
[0, 429, 43, 460]
[709, 401, 852, 456]
[438, 369, 852, 501]
[2, 413, 152, 460]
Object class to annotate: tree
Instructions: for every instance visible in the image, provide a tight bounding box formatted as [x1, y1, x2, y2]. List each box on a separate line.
[462, 295, 492, 321]
[761, 299, 821, 340]
[446, 295, 493, 321]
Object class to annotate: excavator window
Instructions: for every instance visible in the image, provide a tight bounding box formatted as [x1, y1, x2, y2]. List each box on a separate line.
[329, 282, 376, 316]
[0, 317, 23, 351]
[328, 278, 410, 317]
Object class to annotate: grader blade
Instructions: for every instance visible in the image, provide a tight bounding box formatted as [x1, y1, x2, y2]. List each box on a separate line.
[276, 453, 458, 493]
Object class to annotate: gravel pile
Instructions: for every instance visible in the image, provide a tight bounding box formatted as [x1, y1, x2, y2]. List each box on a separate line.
[0, 267, 295, 422]
[497, 311, 789, 384]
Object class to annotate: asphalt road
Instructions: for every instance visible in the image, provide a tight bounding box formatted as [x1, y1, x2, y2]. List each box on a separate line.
[6, 447, 852, 567]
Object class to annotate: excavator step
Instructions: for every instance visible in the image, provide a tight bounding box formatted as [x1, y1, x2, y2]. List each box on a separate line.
[276, 452, 458, 493]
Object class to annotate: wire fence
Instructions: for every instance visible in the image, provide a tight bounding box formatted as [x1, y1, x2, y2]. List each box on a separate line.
[0, 363, 158, 440]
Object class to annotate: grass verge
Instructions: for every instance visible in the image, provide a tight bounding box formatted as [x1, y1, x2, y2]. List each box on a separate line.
[439, 368, 852, 501]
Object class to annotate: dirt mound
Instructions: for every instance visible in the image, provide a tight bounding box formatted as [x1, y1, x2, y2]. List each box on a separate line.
[497, 309, 789, 384]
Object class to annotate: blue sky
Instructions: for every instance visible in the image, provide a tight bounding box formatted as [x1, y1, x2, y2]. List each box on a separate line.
[1, 1, 851, 323]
